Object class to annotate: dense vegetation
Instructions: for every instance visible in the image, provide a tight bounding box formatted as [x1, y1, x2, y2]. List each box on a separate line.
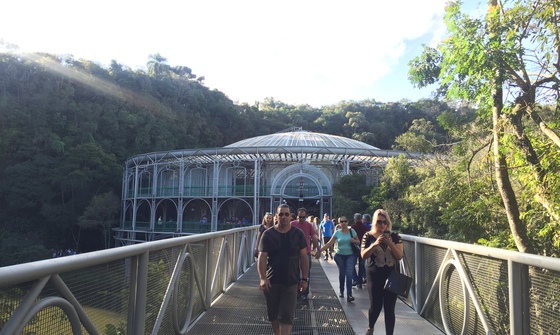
[332, 0, 560, 258]
[2, 0, 559, 265]
[0, 51, 450, 266]
[396, 0, 560, 257]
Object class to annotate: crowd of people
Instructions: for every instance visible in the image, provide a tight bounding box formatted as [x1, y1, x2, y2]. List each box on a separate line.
[50, 248, 77, 258]
[255, 205, 403, 335]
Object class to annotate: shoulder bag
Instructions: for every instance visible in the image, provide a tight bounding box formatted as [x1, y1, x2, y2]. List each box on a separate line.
[384, 259, 413, 298]
[350, 230, 361, 256]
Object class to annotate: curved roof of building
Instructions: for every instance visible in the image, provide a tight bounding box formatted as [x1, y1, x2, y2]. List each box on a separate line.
[124, 128, 422, 169]
[224, 128, 380, 150]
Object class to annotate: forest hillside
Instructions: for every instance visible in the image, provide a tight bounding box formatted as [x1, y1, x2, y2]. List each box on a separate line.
[0, 52, 452, 266]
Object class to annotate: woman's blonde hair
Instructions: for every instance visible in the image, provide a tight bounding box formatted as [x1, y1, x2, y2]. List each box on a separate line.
[372, 209, 392, 231]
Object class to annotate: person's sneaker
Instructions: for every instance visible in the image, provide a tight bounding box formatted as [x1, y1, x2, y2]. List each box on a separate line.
[352, 281, 358, 286]
[357, 284, 362, 289]
[347, 296, 355, 302]
[365, 328, 373, 335]
[339, 292, 344, 298]
[324, 256, 329, 261]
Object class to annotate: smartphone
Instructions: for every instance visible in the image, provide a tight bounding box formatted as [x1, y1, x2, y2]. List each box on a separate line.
[383, 230, 391, 238]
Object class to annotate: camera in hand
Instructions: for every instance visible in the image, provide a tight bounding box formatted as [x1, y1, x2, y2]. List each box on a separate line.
[383, 230, 391, 238]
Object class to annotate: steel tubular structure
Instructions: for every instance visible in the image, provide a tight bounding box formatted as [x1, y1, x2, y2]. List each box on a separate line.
[2, 230, 560, 334]
[0, 227, 257, 335]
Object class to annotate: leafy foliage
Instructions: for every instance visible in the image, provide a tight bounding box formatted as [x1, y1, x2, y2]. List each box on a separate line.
[78, 191, 120, 249]
[332, 174, 370, 218]
[0, 51, 452, 265]
[407, 0, 560, 255]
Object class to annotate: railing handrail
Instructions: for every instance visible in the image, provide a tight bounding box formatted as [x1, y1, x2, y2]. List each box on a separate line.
[401, 234, 560, 271]
[3, 230, 558, 335]
[0, 226, 257, 289]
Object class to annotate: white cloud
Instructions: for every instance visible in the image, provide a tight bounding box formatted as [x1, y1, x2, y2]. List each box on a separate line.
[1, 0, 448, 106]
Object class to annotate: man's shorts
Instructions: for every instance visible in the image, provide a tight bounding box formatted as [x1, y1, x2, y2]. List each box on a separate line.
[263, 283, 298, 324]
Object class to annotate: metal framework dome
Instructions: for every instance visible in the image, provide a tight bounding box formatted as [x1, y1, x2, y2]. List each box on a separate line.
[225, 127, 380, 150]
[116, 128, 421, 245]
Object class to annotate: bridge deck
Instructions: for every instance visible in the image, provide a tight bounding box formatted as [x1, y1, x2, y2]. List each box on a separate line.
[187, 258, 443, 334]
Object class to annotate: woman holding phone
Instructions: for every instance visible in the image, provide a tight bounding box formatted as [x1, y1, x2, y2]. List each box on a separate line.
[360, 209, 403, 335]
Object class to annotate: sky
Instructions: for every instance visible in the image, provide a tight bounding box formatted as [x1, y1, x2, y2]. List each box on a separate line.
[1, 0, 450, 107]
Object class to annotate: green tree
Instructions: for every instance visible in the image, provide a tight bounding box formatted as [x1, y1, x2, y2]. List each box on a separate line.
[78, 191, 120, 249]
[332, 174, 370, 218]
[393, 119, 441, 153]
[408, 0, 560, 254]
[365, 155, 420, 233]
[0, 232, 49, 266]
[147, 53, 170, 77]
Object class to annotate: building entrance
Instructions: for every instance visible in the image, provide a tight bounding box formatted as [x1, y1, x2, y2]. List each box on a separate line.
[283, 198, 323, 218]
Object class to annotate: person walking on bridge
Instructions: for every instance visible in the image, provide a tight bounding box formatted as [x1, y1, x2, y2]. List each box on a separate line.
[258, 204, 309, 335]
[351, 213, 368, 288]
[291, 207, 319, 301]
[361, 209, 403, 335]
[254, 212, 274, 258]
[316, 215, 360, 302]
[319, 214, 335, 260]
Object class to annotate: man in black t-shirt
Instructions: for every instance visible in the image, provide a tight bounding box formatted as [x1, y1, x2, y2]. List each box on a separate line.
[258, 204, 308, 335]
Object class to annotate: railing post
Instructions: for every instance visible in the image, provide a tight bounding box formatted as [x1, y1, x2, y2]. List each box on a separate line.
[509, 259, 523, 335]
[231, 232, 237, 281]
[414, 241, 424, 314]
[205, 237, 214, 308]
[127, 256, 138, 335]
[134, 252, 149, 335]
[509, 260, 531, 335]
[522, 264, 530, 335]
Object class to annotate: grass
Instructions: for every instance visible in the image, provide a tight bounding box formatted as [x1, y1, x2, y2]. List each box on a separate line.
[14, 304, 126, 335]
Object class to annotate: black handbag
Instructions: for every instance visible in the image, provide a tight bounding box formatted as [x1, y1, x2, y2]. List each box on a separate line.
[350, 230, 360, 256]
[384, 261, 413, 298]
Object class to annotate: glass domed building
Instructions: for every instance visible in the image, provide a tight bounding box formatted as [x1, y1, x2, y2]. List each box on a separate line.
[115, 128, 419, 244]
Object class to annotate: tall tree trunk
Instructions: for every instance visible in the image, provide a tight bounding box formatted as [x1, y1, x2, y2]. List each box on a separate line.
[488, 0, 534, 254]
[492, 102, 533, 253]
[510, 101, 560, 223]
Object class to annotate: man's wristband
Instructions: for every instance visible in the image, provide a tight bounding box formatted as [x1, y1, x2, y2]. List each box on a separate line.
[301, 278, 309, 282]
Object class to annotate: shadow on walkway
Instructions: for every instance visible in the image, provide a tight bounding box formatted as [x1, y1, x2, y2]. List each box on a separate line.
[187, 258, 443, 334]
[187, 258, 354, 334]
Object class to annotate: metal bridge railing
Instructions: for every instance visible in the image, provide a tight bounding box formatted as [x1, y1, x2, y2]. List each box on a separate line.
[0, 226, 258, 335]
[2, 231, 560, 335]
[401, 234, 560, 335]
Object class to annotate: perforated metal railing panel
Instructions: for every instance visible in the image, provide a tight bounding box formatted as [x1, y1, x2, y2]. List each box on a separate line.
[187, 259, 355, 335]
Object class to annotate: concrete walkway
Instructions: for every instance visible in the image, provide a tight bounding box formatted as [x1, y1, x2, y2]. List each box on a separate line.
[317, 256, 444, 335]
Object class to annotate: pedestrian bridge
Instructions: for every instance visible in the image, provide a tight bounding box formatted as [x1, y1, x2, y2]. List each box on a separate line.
[1, 227, 559, 335]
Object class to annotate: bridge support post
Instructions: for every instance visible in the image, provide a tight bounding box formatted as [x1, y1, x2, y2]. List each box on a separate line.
[509, 260, 530, 335]
[414, 241, 424, 314]
[205, 237, 214, 308]
[126, 252, 149, 335]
